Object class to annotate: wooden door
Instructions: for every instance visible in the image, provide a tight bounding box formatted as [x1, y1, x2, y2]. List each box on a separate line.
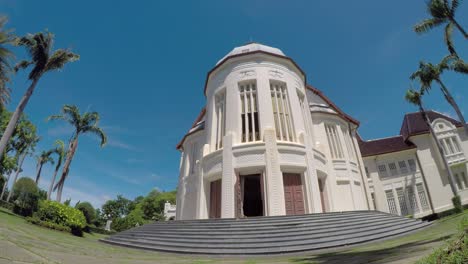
[283, 173, 305, 215]
[318, 179, 326, 213]
[209, 180, 221, 218]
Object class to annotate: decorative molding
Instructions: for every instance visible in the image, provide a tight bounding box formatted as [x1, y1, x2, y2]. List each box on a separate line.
[239, 70, 256, 79]
[269, 69, 284, 79]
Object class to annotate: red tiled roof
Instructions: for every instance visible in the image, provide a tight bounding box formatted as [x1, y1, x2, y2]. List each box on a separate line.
[306, 85, 360, 126]
[176, 107, 206, 150]
[360, 111, 462, 157]
[400, 111, 462, 140]
[359, 135, 416, 157]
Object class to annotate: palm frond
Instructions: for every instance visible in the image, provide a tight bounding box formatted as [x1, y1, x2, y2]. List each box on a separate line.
[85, 126, 107, 147]
[451, 0, 459, 13]
[405, 89, 422, 106]
[82, 111, 100, 126]
[452, 58, 468, 74]
[14, 60, 32, 72]
[414, 18, 445, 34]
[45, 49, 79, 72]
[429, 0, 451, 19]
[62, 105, 81, 128]
[444, 23, 457, 55]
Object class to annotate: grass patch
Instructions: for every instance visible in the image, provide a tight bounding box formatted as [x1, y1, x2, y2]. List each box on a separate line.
[1, 209, 468, 263]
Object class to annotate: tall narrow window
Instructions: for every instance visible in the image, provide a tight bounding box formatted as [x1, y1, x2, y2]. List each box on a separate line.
[270, 82, 295, 142]
[455, 172, 468, 190]
[325, 124, 344, 159]
[342, 128, 356, 160]
[214, 91, 226, 150]
[396, 188, 408, 216]
[298, 93, 312, 137]
[407, 187, 419, 213]
[398, 161, 408, 174]
[385, 190, 398, 215]
[440, 136, 462, 155]
[388, 162, 398, 176]
[416, 183, 430, 211]
[365, 167, 370, 178]
[378, 164, 388, 178]
[239, 82, 260, 143]
[189, 143, 198, 174]
[408, 159, 417, 172]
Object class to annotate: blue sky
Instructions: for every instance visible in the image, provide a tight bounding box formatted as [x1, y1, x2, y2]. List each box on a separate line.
[1, 0, 467, 207]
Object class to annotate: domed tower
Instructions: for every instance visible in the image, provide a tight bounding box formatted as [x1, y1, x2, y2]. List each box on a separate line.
[176, 43, 370, 220]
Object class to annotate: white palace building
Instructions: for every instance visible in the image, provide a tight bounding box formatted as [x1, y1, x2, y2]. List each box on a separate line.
[175, 43, 468, 220]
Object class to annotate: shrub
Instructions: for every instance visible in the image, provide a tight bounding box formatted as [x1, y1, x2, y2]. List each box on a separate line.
[452, 195, 463, 214]
[36, 200, 86, 236]
[12, 177, 39, 217]
[112, 206, 146, 232]
[26, 217, 71, 233]
[88, 225, 116, 235]
[0, 199, 13, 210]
[75, 202, 96, 224]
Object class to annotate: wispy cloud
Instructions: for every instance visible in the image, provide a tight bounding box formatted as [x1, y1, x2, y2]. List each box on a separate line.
[107, 138, 139, 151]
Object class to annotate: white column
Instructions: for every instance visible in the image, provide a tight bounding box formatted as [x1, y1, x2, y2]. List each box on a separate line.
[221, 134, 235, 218]
[264, 128, 286, 216]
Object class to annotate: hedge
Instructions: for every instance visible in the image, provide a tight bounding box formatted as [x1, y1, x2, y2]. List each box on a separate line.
[0, 200, 13, 210]
[26, 217, 71, 233]
[36, 200, 86, 236]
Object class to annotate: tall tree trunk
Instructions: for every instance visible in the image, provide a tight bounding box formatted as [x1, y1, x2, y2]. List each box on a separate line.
[55, 137, 78, 202]
[436, 79, 468, 136]
[0, 79, 39, 165]
[35, 163, 43, 184]
[419, 104, 458, 196]
[0, 171, 12, 200]
[451, 19, 468, 38]
[6, 152, 26, 202]
[48, 167, 59, 200]
[0, 151, 20, 200]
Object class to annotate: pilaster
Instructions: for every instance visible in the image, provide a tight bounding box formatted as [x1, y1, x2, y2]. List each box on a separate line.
[264, 128, 286, 216]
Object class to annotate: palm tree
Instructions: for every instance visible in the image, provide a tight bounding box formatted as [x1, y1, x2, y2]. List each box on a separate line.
[6, 135, 39, 202]
[35, 150, 54, 185]
[0, 31, 79, 163]
[48, 105, 107, 202]
[0, 16, 14, 107]
[405, 89, 458, 196]
[0, 116, 37, 200]
[47, 140, 65, 200]
[414, 0, 467, 56]
[410, 57, 468, 135]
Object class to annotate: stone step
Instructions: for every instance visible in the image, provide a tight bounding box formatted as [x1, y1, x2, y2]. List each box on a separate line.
[115, 216, 408, 239]
[103, 221, 430, 254]
[113, 217, 416, 244]
[101, 211, 431, 255]
[136, 211, 381, 227]
[123, 213, 391, 232]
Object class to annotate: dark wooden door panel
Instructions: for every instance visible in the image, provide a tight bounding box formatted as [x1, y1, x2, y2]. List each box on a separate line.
[210, 180, 221, 218]
[283, 173, 305, 215]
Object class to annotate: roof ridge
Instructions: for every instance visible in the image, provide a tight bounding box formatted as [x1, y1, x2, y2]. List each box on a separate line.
[363, 135, 403, 142]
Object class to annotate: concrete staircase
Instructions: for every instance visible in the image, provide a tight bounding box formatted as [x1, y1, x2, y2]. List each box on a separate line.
[100, 210, 431, 255]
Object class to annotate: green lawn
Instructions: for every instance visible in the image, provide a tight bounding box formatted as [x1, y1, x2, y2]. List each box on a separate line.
[0, 208, 466, 264]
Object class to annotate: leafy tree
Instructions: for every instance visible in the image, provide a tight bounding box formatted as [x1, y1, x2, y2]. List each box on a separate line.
[11, 177, 39, 216]
[111, 205, 146, 232]
[102, 195, 133, 219]
[405, 89, 458, 198]
[414, 0, 467, 56]
[140, 190, 176, 220]
[48, 105, 106, 202]
[0, 31, 79, 163]
[93, 208, 107, 228]
[35, 150, 54, 185]
[1, 114, 38, 201]
[48, 140, 65, 200]
[410, 57, 468, 135]
[75, 202, 96, 224]
[0, 16, 15, 107]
